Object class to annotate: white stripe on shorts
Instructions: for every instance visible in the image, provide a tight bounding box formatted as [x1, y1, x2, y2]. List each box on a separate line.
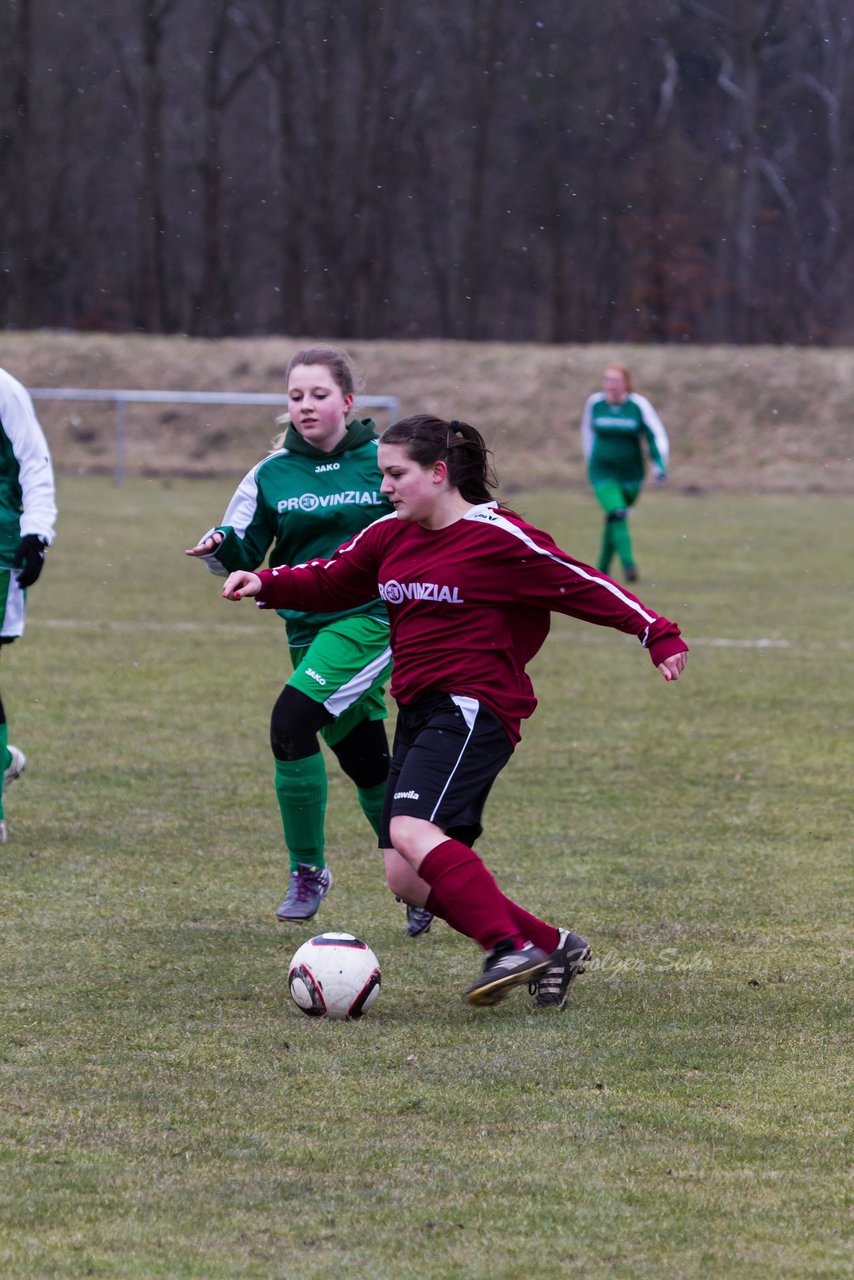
[0, 569, 26, 638]
[322, 645, 392, 719]
[428, 694, 480, 823]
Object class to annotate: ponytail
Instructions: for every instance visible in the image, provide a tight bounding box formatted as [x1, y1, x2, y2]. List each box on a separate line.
[380, 415, 497, 504]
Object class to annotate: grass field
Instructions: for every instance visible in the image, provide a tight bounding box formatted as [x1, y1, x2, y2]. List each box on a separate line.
[1, 477, 851, 1279]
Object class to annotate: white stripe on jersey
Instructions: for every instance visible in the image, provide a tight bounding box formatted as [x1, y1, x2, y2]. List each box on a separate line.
[269, 510, 398, 575]
[336, 509, 399, 556]
[630, 393, 669, 468]
[463, 503, 657, 627]
[221, 450, 288, 538]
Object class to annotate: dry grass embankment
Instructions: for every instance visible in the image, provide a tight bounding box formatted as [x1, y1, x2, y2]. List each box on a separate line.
[2, 330, 853, 492]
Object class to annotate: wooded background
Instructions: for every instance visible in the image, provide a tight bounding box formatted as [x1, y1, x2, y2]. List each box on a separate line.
[2, 0, 853, 346]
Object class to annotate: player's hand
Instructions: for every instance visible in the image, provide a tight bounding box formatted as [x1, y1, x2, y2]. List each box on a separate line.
[222, 570, 262, 600]
[14, 534, 47, 588]
[185, 531, 224, 557]
[658, 651, 687, 682]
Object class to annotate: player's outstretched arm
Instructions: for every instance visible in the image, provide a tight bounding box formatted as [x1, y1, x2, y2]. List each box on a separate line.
[222, 570, 262, 600]
[657, 652, 688, 682]
[185, 531, 224, 557]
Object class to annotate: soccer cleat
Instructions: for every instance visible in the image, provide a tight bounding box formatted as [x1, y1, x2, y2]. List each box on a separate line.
[405, 903, 434, 937]
[4, 746, 26, 788]
[625, 565, 639, 583]
[275, 863, 332, 922]
[463, 941, 551, 1007]
[0, 820, 6, 844]
[530, 928, 591, 1010]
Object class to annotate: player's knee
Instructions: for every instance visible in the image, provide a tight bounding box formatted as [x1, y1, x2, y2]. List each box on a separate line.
[270, 686, 324, 760]
[330, 718, 389, 788]
[388, 814, 436, 863]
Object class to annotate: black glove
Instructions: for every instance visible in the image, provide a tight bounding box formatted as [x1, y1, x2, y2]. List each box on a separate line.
[14, 534, 48, 589]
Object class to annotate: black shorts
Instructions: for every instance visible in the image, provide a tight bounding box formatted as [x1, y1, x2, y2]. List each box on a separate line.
[379, 692, 513, 848]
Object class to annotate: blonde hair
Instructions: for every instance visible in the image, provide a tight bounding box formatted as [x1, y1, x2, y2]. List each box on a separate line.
[272, 346, 362, 448]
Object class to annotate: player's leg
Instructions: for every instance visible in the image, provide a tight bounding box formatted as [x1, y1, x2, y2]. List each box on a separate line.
[328, 715, 389, 837]
[592, 479, 621, 573]
[308, 617, 433, 936]
[0, 573, 27, 843]
[275, 617, 390, 891]
[593, 479, 637, 579]
[314, 616, 392, 838]
[269, 682, 333, 920]
[612, 482, 642, 580]
[0, 688, 7, 844]
[594, 480, 642, 581]
[380, 694, 559, 1004]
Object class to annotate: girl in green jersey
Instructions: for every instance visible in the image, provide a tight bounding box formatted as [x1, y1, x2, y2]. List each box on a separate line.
[186, 347, 432, 935]
[580, 363, 669, 582]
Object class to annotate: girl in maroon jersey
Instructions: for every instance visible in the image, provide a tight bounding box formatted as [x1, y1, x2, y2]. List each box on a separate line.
[222, 415, 688, 1009]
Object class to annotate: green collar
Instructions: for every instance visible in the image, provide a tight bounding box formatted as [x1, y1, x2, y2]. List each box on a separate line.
[284, 418, 378, 459]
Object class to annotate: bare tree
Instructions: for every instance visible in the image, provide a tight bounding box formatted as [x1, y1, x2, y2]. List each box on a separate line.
[6, 0, 35, 326]
[4, 0, 854, 343]
[190, 0, 273, 335]
[135, 0, 183, 330]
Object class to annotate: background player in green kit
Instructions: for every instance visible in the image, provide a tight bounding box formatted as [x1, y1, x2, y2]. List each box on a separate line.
[580, 363, 669, 582]
[186, 347, 432, 935]
[0, 368, 58, 843]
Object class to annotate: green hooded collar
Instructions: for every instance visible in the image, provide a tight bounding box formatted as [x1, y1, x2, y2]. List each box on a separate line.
[283, 417, 378, 460]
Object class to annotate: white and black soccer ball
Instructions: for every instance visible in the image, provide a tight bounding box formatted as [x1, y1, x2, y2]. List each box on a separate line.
[288, 932, 381, 1020]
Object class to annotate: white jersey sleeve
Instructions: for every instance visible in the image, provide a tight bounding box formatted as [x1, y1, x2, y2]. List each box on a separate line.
[579, 393, 599, 462]
[632, 393, 669, 474]
[0, 370, 57, 544]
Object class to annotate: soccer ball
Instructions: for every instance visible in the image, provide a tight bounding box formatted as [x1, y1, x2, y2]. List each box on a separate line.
[288, 932, 381, 1020]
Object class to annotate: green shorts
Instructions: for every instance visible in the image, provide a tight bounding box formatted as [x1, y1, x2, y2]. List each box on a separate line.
[287, 614, 392, 749]
[0, 569, 26, 639]
[592, 479, 642, 515]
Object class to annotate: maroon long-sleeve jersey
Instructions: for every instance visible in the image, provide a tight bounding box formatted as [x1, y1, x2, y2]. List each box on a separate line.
[254, 503, 687, 744]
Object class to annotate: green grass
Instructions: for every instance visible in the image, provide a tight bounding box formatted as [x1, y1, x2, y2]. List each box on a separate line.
[1, 478, 851, 1279]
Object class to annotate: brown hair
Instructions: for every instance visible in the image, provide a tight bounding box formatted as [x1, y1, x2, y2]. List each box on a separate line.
[380, 415, 497, 505]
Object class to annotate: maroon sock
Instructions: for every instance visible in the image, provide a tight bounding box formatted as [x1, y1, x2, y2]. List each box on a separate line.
[500, 897, 560, 955]
[419, 838, 522, 952]
[428, 884, 560, 955]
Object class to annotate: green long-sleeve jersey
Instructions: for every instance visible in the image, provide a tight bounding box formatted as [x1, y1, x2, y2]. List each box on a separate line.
[580, 392, 669, 487]
[200, 418, 392, 647]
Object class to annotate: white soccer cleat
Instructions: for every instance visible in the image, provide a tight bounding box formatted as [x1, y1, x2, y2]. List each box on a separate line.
[0, 820, 7, 844]
[4, 745, 26, 788]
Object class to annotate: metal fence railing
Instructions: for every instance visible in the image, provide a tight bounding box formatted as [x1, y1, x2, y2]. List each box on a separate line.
[28, 388, 401, 485]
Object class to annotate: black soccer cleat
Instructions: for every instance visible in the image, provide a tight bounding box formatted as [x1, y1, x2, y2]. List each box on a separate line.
[530, 928, 590, 1010]
[463, 941, 551, 1007]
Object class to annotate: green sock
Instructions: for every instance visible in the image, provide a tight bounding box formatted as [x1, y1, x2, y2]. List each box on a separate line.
[598, 521, 614, 574]
[610, 516, 635, 570]
[274, 753, 327, 874]
[357, 780, 387, 839]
